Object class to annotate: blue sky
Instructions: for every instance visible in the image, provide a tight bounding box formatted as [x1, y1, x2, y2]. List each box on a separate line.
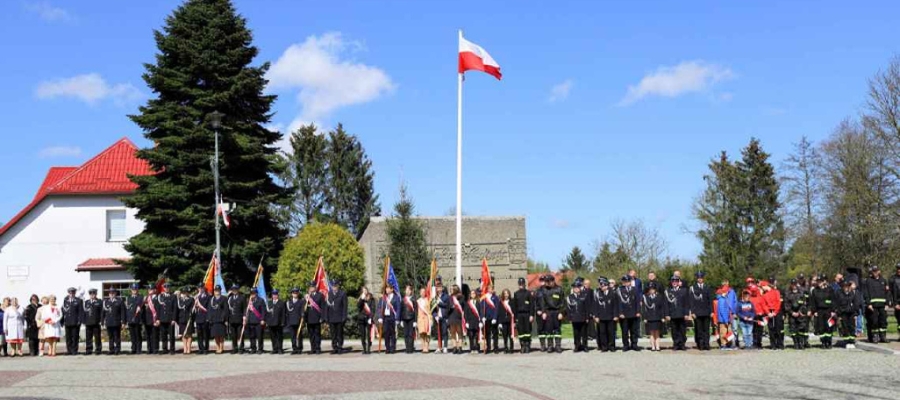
[1, 0, 898, 267]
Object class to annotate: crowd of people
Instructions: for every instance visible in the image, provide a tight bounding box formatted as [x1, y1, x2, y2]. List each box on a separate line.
[1, 265, 898, 357]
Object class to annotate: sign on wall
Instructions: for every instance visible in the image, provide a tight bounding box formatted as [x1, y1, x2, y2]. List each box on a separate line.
[7, 265, 29, 281]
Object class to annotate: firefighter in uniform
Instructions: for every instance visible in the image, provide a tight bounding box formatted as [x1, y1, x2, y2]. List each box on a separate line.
[143, 285, 159, 354]
[126, 283, 144, 354]
[227, 284, 246, 354]
[835, 280, 859, 348]
[102, 288, 126, 355]
[535, 275, 549, 351]
[195, 285, 212, 355]
[592, 277, 618, 352]
[286, 287, 306, 354]
[266, 289, 286, 354]
[245, 288, 267, 354]
[688, 271, 713, 351]
[61, 287, 83, 356]
[306, 281, 326, 354]
[156, 283, 176, 354]
[512, 277, 534, 353]
[326, 280, 348, 354]
[862, 266, 890, 343]
[664, 276, 688, 351]
[617, 275, 641, 351]
[541, 275, 564, 353]
[784, 279, 810, 349]
[810, 274, 836, 349]
[567, 278, 589, 352]
[83, 288, 103, 355]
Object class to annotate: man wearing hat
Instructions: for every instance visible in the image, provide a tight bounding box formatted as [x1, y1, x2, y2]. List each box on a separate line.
[83, 288, 103, 355]
[102, 287, 126, 355]
[591, 277, 618, 352]
[688, 271, 713, 351]
[567, 279, 588, 352]
[665, 276, 688, 351]
[126, 283, 144, 354]
[195, 285, 211, 355]
[862, 266, 890, 343]
[209, 285, 228, 354]
[285, 287, 305, 354]
[155, 283, 177, 354]
[266, 289, 286, 354]
[535, 275, 550, 351]
[810, 274, 836, 349]
[227, 284, 246, 354]
[891, 264, 900, 341]
[143, 285, 160, 354]
[306, 281, 326, 354]
[512, 277, 535, 353]
[835, 280, 859, 348]
[617, 275, 641, 351]
[326, 279, 348, 354]
[784, 278, 810, 349]
[245, 288, 267, 354]
[433, 276, 451, 353]
[540, 274, 565, 353]
[61, 287, 84, 356]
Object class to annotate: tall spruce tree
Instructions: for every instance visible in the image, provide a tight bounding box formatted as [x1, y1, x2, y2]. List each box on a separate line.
[384, 182, 429, 288]
[738, 138, 786, 279]
[561, 246, 590, 274]
[280, 124, 328, 235]
[326, 124, 380, 237]
[124, 0, 289, 286]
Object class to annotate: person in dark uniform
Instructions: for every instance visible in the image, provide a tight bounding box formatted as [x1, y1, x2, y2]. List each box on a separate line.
[176, 287, 195, 354]
[535, 275, 549, 351]
[664, 276, 688, 351]
[862, 266, 889, 343]
[266, 289, 286, 354]
[156, 283, 177, 355]
[357, 287, 376, 354]
[102, 288, 126, 355]
[125, 283, 144, 355]
[810, 275, 836, 349]
[209, 285, 228, 354]
[642, 282, 667, 352]
[61, 287, 83, 356]
[567, 279, 588, 352]
[227, 284, 246, 354]
[286, 287, 305, 354]
[890, 264, 900, 342]
[688, 271, 713, 351]
[24, 295, 40, 356]
[433, 277, 451, 353]
[378, 284, 401, 354]
[83, 288, 103, 355]
[306, 281, 326, 354]
[326, 280, 347, 354]
[592, 277, 618, 352]
[245, 288, 267, 354]
[617, 275, 641, 352]
[143, 285, 159, 354]
[542, 275, 565, 353]
[835, 280, 859, 348]
[582, 278, 596, 343]
[400, 285, 417, 354]
[784, 279, 809, 349]
[448, 284, 465, 354]
[512, 277, 534, 353]
[497, 288, 514, 353]
[465, 288, 483, 353]
[481, 285, 500, 354]
[194, 285, 211, 355]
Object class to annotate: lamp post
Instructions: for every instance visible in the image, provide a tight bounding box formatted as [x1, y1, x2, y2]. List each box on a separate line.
[209, 111, 224, 266]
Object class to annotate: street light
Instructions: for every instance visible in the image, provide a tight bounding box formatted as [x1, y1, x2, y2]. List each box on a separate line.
[209, 110, 223, 129]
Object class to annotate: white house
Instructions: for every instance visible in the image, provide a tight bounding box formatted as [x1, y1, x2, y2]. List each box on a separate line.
[0, 138, 151, 300]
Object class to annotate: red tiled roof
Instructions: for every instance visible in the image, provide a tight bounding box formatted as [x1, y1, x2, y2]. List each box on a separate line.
[75, 258, 129, 272]
[0, 138, 152, 237]
[526, 271, 575, 290]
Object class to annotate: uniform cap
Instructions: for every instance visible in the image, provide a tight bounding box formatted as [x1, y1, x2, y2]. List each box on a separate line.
[308, 280, 316, 287]
[67, 287, 77, 293]
[290, 287, 300, 293]
[573, 280, 583, 288]
[271, 289, 280, 295]
[435, 275, 443, 283]
[88, 288, 98, 294]
[108, 288, 119, 294]
[130, 283, 140, 290]
[518, 277, 526, 285]
[230, 284, 240, 290]
[789, 279, 798, 285]
[546, 274, 556, 282]
[250, 287, 258, 293]
[695, 271, 706, 278]
[621, 275, 631, 282]
[214, 285, 222, 291]
[670, 276, 681, 282]
[597, 277, 609, 285]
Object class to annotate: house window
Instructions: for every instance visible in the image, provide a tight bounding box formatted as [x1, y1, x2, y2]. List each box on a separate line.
[106, 210, 126, 242]
[102, 282, 131, 295]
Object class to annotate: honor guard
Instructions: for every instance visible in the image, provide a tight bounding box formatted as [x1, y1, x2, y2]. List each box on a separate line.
[862, 266, 890, 343]
[227, 284, 246, 354]
[126, 283, 144, 354]
[688, 271, 713, 351]
[195, 286, 212, 354]
[102, 287, 126, 355]
[592, 277, 619, 352]
[143, 285, 160, 354]
[400, 285, 417, 354]
[156, 283, 177, 354]
[617, 275, 641, 352]
[83, 288, 103, 355]
[266, 289, 286, 354]
[305, 281, 326, 354]
[326, 280, 348, 354]
[465, 288, 483, 353]
[541, 275, 564, 353]
[378, 284, 401, 354]
[481, 285, 500, 354]
[286, 287, 305, 354]
[61, 287, 84, 355]
[512, 277, 535, 353]
[433, 276, 451, 353]
[245, 288, 267, 354]
[665, 276, 688, 351]
[567, 278, 589, 352]
[810, 275, 836, 349]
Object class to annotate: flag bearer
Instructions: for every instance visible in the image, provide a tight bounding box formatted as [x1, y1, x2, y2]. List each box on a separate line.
[305, 282, 326, 354]
[245, 288, 267, 354]
[400, 285, 417, 354]
[126, 283, 143, 355]
[286, 288, 305, 354]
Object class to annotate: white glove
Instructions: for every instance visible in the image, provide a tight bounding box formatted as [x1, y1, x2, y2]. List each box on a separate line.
[400, 321, 404, 328]
[367, 318, 372, 325]
[481, 318, 486, 323]
[413, 322, 417, 328]
[491, 319, 496, 324]
[378, 318, 383, 324]
[498, 324, 503, 330]
[465, 323, 469, 329]
[479, 323, 484, 329]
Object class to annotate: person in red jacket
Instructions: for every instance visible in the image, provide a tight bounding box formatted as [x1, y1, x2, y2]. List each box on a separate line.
[761, 279, 785, 350]
[748, 283, 768, 349]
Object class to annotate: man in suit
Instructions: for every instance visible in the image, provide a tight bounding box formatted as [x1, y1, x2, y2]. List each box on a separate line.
[61, 287, 83, 356]
[227, 284, 246, 354]
[689, 271, 714, 351]
[326, 280, 348, 354]
[102, 288, 126, 355]
[305, 281, 326, 354]
[126, 283, 144, 354]
[266, 289, 286, 354]
[285, 288, 305, 354]
[195, 285, 211, 354]
[155, 283, 177, 355]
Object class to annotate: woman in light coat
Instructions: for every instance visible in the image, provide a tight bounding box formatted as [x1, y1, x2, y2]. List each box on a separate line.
[36, 295, 62, 357]
[3, 297, 26, 356]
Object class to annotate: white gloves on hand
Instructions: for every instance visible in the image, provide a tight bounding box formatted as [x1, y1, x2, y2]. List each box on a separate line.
[491, 319, 496, 324]
[378, 318, 383, 324]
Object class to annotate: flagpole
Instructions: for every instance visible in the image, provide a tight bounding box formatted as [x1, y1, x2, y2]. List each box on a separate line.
[210, 111, 224, 277]
[455, 29, 464, 288]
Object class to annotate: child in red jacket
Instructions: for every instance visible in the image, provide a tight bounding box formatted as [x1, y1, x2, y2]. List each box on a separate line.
[748, 284, 769, 349]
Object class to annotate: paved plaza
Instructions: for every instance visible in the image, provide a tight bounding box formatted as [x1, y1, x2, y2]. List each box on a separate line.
[0, 340, 897, 400]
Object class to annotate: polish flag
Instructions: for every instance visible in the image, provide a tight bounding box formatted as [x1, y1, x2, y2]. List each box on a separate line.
[217, 197, 231, 229]
[459, 35, 502, 80]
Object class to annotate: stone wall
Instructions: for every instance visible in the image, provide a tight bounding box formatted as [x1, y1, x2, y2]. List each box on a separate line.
[358, 216, 527, 292]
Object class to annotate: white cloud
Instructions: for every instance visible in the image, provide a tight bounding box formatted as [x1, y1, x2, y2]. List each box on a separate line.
[38, 145, 82, 158]
[267, 32, 395, 130]
[35, 73, 142, 106]
[548, 79, 573, 103]
[551, 218, 572, 229]
[25, 2, 74, 23]
[619, 61, 734, 105]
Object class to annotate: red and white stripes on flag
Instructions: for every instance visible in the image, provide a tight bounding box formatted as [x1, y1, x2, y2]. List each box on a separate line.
[459, 35, 502, 80]
[217, 196, 231, 228]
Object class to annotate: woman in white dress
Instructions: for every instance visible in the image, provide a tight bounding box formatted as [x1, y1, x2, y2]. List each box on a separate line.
[3, 297, 25, 357]
[37, 295, 62, 357]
